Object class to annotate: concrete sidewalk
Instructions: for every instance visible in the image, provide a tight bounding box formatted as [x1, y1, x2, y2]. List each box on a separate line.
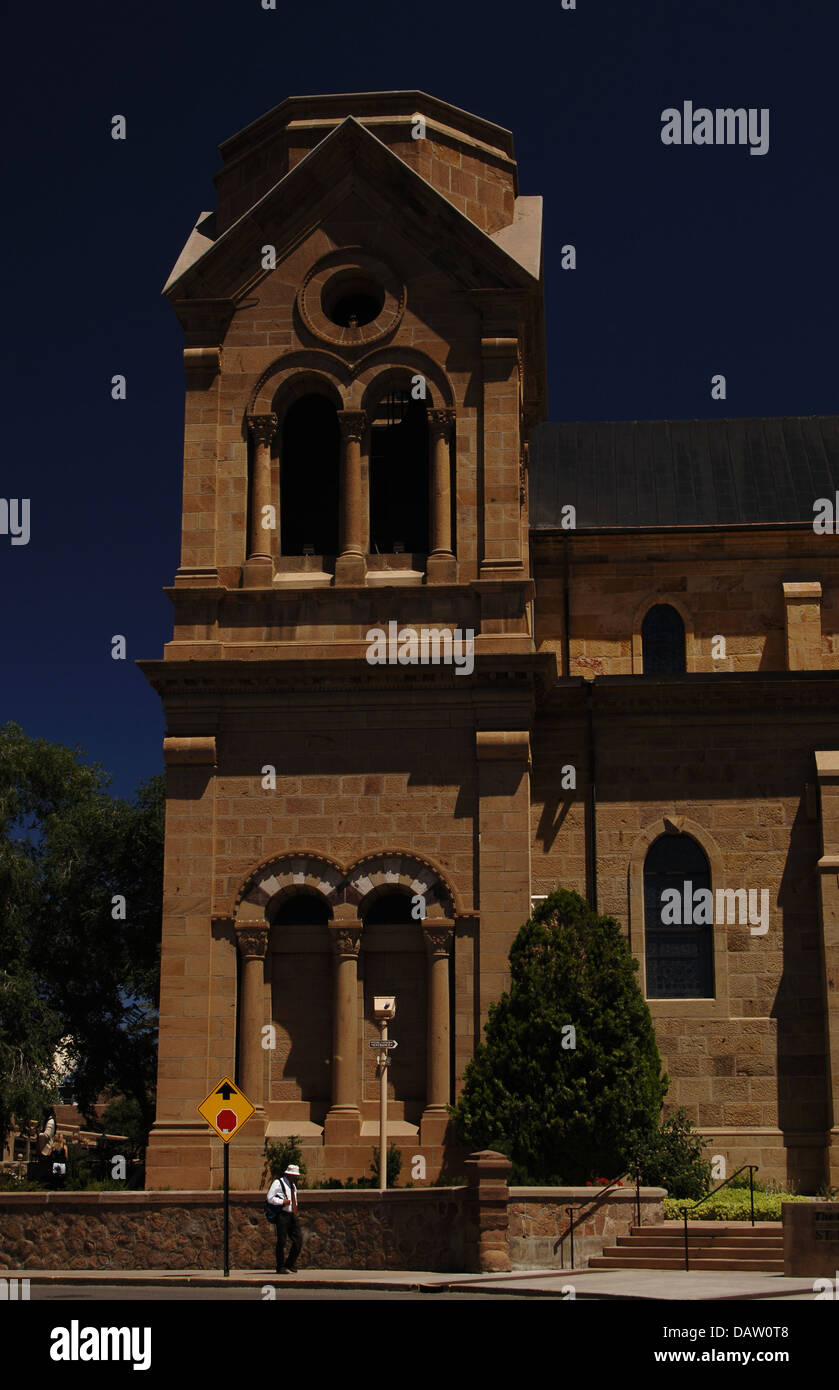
[8, 1267, 819, 1300]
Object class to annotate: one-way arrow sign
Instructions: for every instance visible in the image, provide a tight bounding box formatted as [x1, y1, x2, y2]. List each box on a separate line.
[368, 1039, 398, 1049]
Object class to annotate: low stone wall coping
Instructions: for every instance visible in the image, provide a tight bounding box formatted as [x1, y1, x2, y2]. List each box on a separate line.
[509, 1186, 667, 1200]
[0, 1188, 467, 1208]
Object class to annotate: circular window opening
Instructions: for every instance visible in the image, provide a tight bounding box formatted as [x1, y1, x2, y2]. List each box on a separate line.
[323, 275, 384, 328]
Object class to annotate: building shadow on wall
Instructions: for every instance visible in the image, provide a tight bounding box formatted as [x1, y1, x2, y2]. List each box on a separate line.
[773, 794, 828, 1192]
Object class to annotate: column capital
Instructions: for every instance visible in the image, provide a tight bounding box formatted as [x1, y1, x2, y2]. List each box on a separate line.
[247, 412, 278, 447]
[235, 924, 269, 960]
[336, 410, 366, 444]
[427, 407, 455, 439]
[422, 922, 454, 958]
[329, 921, 363, 958]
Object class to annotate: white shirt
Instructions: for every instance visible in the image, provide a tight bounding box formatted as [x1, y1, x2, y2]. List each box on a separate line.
[267, 1177, 297, 1211]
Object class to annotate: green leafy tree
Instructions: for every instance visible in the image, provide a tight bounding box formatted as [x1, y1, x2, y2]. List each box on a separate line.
[0, 722, 164, 1148]
[630, 1107, 711, 1200]
[451, 889, 668, 1183]
[0, 971, 62, 1149]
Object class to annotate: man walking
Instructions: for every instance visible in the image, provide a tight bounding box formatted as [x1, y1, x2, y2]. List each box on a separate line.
[267, 1162, 303, 1274]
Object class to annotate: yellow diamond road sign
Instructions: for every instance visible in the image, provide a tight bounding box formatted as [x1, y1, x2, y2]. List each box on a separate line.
[197, 1077, 255, 1143]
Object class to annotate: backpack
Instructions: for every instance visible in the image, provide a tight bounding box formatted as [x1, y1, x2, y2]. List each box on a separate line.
[265, 1178, 286, 1223]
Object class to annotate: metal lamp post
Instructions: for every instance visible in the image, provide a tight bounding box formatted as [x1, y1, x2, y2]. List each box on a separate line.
[371, 996, 397, 1193]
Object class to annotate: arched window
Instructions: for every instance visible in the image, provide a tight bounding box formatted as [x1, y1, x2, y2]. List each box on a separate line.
[369, 390, 429, 555]
[280, 394, 340, 556]
[644, 834, 714, 998]
[642, 604, 686, 674]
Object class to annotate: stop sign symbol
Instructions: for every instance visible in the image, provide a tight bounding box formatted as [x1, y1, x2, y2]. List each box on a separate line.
[216, 1108, 237, 1134]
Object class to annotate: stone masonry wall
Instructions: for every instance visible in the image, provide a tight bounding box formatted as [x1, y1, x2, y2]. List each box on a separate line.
[509, 1187, 666, 1269]
[0, 1191, 467, 1274]
[0, 1186, 665, 1273]
[533, 532, 839, 676]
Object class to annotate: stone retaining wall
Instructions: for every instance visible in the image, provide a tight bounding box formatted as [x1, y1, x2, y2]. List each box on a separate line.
[0, 1189, 467, 1273]
[509, 1186, 667, 1268]
[0, 1167, 666, 1272]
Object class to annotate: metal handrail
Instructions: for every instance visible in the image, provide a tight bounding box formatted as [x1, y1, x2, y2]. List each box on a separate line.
[679, 1164, 758, 1271]
[558, 1172, 632, 1269]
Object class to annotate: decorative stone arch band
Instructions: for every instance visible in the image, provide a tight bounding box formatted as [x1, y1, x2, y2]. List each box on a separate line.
[248, 353, 350, 418]
[353, 348, 455, 414]
[234, 847, 460, 922]
[627, 814, 729, 1020]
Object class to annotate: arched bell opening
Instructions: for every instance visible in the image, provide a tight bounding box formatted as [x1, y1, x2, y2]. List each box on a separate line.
[280, 394, 340, 557]
[368, 390, 430, 557]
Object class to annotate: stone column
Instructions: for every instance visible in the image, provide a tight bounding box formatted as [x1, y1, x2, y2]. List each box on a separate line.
[235, 924, 269, 1107]
[324, 919, 363, 1143]
[426, 407, 456, 583]
[421, 921, 454, 1144]
[243, 412, 278, 587]
[335, 410, 367, 584]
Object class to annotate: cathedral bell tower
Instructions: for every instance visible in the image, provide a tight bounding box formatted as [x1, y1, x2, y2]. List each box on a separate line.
[141, 91, 548, 1188]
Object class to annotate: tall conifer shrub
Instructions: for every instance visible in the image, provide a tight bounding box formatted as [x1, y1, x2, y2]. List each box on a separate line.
[452, 889, 668, 1183]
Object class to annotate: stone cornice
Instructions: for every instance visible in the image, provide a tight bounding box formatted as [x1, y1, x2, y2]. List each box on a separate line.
[137, 653, 554, 700]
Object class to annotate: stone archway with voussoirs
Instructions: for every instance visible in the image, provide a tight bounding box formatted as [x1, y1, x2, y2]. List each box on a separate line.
[248, 353, 351, 418]
[231, 849, 462, 1138]
[233, 847, 460, 924]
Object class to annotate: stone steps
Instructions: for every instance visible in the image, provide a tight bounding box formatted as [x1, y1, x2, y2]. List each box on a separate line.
[589, 1254, 786, 1271]
[589, 1222, 784, 1271]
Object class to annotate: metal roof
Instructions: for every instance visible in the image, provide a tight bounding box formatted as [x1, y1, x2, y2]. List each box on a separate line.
[529, 416, 839, 529]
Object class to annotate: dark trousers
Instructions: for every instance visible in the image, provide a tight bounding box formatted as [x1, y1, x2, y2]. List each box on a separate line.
[275, 1211, 302, 1270]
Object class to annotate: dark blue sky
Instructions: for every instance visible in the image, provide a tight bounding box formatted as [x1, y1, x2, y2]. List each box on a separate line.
[1, 0, 835, 798]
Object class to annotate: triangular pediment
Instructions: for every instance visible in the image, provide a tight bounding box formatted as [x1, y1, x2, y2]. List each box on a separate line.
[164, 117, 540, 303]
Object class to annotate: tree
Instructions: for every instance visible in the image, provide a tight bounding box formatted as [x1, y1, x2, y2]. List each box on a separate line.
[451, 889, 668, 1183]
[0, 970, 62, 1150]
[0, 722, 164, 1149]
[631, 1106, 711, 1200]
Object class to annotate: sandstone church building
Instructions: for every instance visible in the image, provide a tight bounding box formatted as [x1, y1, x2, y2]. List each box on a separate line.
[141, 91, 839, 1192]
